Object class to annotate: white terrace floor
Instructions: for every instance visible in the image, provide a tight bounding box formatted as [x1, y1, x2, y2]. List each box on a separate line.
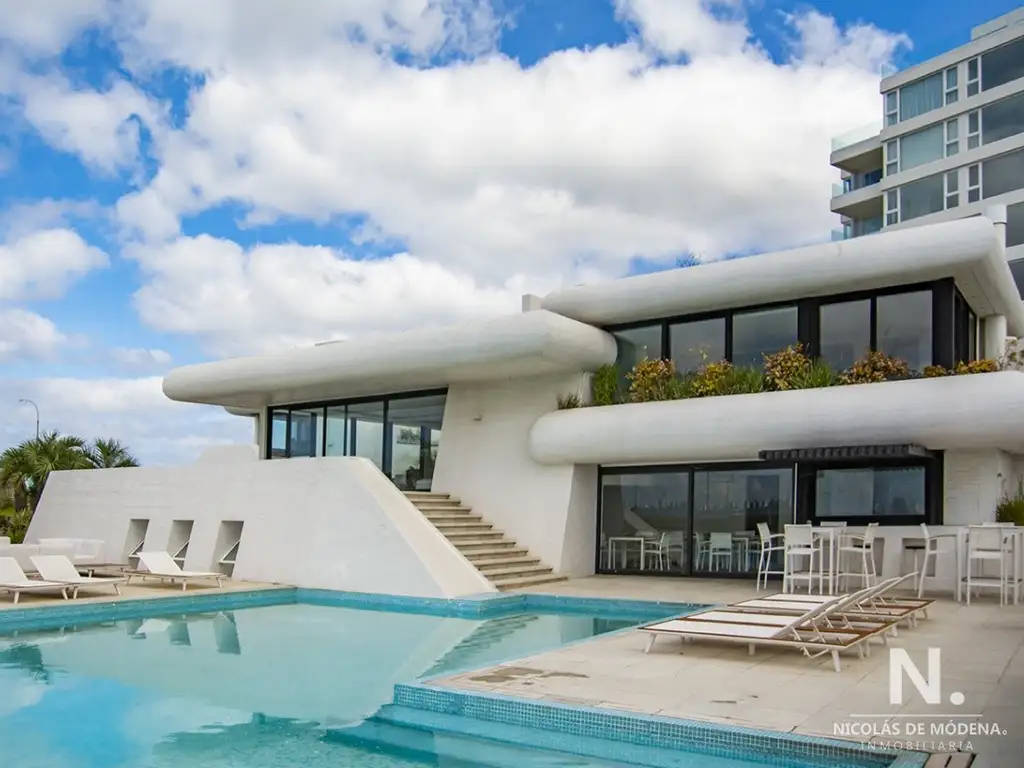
[437, 576, 1024, 768]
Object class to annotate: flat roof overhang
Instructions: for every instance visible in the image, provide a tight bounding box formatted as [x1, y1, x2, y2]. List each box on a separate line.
[758, 444, 932, 462]
[539, 216, 1024, 335]
[529, 371, 1024, 466]
[163, 310, 617, 410]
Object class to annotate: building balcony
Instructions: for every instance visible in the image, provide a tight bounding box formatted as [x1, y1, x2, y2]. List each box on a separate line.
[832, 216, 883, 241]
[830, 182, 884, 220]
[830, 122, 883, 173]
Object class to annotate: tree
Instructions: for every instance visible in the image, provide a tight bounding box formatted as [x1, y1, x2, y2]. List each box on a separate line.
[85, 438, 140, 469]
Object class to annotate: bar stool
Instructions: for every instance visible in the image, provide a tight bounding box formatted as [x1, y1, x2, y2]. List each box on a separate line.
[783, 524, 819, 593]
[755, 523, 785, 591]
[837, 523, 879, 591]
[966, 525, 1015, 605]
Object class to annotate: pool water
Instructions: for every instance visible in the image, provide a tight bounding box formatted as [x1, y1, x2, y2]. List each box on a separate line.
[0, 602, 877, 768]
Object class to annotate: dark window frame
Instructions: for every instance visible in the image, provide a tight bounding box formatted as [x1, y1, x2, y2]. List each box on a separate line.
[263, 388, 447, 465]
[981, 35, 1024, 93]
[596, 455, 944, 577]
[606, 279, 960, 372]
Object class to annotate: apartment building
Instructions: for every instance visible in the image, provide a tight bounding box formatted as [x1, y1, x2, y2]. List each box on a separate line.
[830, 7, 1024, 290]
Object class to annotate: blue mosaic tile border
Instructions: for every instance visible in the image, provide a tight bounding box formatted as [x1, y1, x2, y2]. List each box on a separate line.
[0, 587, 296, 633]
[392, 683, 930, 768]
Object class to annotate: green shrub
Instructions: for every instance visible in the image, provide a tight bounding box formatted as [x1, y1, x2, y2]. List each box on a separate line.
[955, 358, 999, 374]
[996, 481, 1024, 525]
[688, 359, 735, 397]
[838, 350, 911, 385]
[591, 364, 621, 406]
[556, 392, 582, 409]
[923, 365, 949, 377]
[718, 366, 766, 395]
[791, 358, 838, 389]
[0, 506, 30, 544]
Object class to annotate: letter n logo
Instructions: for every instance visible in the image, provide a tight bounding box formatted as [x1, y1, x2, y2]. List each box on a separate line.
[889, 648, 941, 705]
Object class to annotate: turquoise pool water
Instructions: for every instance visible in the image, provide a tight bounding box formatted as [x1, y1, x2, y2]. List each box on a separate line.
[0, 600, 893, 768]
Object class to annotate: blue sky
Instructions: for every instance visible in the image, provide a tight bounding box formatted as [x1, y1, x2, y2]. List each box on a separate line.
[0, 0, 1021, 464]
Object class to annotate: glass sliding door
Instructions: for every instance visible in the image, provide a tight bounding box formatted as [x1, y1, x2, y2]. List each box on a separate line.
[324, 406, 348, 456]
[598, 471, 690, 574]
[346, 401, 385, 471]
[692, 467, 793, 576]
[386, 393, 446, 491]
[268, 410, 289, 458]
[288, 408, 324, 458]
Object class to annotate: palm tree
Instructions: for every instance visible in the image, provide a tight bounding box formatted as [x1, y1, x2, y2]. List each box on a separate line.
[0, 431, 93, 513]
[85, 438, 140, 469]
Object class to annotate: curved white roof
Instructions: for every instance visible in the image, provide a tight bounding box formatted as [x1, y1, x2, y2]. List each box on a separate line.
[163, 310, 616, 409]
[541, 216, 1024, 334]
[529, 371, 1024, 465]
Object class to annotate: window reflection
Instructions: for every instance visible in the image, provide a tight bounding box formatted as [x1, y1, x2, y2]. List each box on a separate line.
[613, 326, 662, 371]
[347, 401, 385, 470]
[387, 394, 446, 491]
[288, 408, 323, 458]
[819, 300, 871, 371]
[599, 472, 689, 574]
[877, 291, 932, 370]
[731, 306, 798, 368]
[815, 467, 926, 518]
[324, 406, 348, 456]
[692, 468, 792, 575]
[669, 317, 725, 373]
[269, 410, 288, 459]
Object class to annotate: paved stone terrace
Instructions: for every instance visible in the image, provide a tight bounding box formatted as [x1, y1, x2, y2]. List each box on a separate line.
[433, 576, 1024, 768]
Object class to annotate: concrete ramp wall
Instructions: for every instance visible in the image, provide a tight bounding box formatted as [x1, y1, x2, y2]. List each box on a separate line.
[28, 448, 493, 598]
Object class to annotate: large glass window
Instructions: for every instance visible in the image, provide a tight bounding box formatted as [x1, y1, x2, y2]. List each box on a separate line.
[288, 408, 323, 458]
[898, 73, 943, 122]
[669, 317, 725, 373]
[981, 36, 1024, 92]
[324, 406, 348, 456]
[1008, 201, 1024, 249]
[731, 306, 798, 368]
[692, 468, 793, 576]
[387, 394, 446, 491]
[819, 299, 871, 371]
[613, 325, 662, 372]
[982, 147, 1024, 199]
[347, 401, 385, 470]
[269, 410, 288, 458]
[899, 174, 945, 222]
[877, 290, 932, 370]
[599, 471, 689, 574]
[982, 91, 1024, 146]
[954, 290, 978, 365]
[1010, 258, 1024, 298]
[815, 466, 926, 519]
[899, 124, 943, 171]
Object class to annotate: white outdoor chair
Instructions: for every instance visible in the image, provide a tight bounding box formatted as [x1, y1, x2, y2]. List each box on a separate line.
[755, 523, 785, 591]
[783, 524, 819, 593]
[965, 525, 1015, 605]
[837, 523, 879, 591]
[708, 533, 734, 572]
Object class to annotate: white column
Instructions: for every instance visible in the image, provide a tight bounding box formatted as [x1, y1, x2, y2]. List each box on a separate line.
[253, 413, 264, 457]
[984, 315, 1008, 360]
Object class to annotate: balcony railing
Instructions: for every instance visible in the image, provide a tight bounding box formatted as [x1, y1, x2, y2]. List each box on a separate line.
[831, 121, 882, 153]
[831, 171, 883, 198]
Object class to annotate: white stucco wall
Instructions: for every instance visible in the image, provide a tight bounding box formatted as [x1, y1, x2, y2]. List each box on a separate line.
[27, 449, 493, 598]
[432, 374, 598, 577]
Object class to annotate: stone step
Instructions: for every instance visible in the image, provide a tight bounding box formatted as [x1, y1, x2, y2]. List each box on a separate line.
[417, 505, 475, 515]
[493, 574, 568, 591]
[422, 512, 482, 522]
[404, 491, 451, 499]
[477, 563, 553, 579]
[432, 522, 494, 533]
[470, 555, 540, 569]
[406, 496, 461, 506]
[461, 547, 531, 560]
[445, 532, 507, 543]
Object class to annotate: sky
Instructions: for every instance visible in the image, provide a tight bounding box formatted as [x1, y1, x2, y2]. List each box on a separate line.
[1, 0, 1021, 465]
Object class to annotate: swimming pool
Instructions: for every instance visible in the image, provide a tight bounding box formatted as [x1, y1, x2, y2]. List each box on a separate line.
[0, 592, 920, 768]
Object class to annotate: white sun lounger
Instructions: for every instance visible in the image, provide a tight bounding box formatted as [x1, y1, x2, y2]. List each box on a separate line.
[30, 555, 124, 598]
[640, 597, 877, 672]
[129, 551, 224, 591]
[0, 557, 70, 603]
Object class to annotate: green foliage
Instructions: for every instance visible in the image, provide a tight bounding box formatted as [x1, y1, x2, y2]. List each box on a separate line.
[762, 344, 812, 391]
[0, 506, 31, 544]
[996, 480, 1024, 525]
[591, 364, 621, 406]
[556, 392, 582, 409]
[925, 359, 1000, 377]
[717, 365, 766, 395]
[791, 358, 838, 389]
[686, 359, 735, 397]
[838, 350, 911, 385]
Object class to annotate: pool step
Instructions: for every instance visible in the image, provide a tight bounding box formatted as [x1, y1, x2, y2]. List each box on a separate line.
[420, 614, 541, 677]
[405, 491, 566, 591]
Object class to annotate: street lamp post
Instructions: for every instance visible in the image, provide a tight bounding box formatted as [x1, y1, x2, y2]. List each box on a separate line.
[18, 399, 39, 440]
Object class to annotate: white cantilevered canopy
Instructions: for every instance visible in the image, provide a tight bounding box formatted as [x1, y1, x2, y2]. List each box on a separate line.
[540, 216, 1024, 335]
[163, 309, 616, 409]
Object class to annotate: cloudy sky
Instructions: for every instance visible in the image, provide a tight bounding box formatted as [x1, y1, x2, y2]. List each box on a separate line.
[0, 0, 1018, 464]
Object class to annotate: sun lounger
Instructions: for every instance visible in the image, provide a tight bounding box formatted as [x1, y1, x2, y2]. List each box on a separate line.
[30, 555, 124, 598]
[735, 574, 931, 626]
[0, 557, 70, 603]
[640, 598, 880, 672]
[129, 551, 224, 591]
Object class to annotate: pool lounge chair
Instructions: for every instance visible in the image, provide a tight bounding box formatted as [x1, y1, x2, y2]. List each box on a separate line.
[734, 574, 931, 626]
[30, 555, 124, 598]
[640, 598, 878, 672]
[0, 557, 70, 603]
[129, 551, 224, 591]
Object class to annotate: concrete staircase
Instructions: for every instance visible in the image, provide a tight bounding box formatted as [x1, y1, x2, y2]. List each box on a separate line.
[404, 491, 566, 591]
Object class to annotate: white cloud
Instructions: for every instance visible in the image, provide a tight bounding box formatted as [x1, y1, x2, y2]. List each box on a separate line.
[614, 0, 750, 57]
[0, 228, 108, 301]
[0, 375, 252, 465]
[110, 346, 173, 371]
[0, 0, 110, 56]
[0, 309, 68, 362]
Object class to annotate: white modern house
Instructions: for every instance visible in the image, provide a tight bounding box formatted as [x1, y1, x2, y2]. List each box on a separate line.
[831, 6, 1024, 288]
[27, 210, 1024, 598]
